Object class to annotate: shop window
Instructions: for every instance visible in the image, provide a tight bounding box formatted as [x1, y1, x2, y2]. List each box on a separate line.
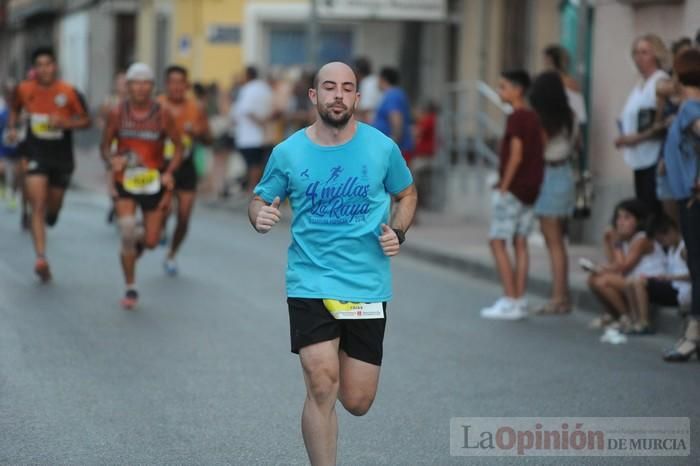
[269, 26, 353, 66]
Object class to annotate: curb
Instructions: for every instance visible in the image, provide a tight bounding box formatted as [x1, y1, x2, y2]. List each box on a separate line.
[402, 242, 685, 337]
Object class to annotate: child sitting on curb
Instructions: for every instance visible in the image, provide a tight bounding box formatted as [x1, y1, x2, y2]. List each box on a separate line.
[624, 214, 691, 334]
[587, 199, 666, 330]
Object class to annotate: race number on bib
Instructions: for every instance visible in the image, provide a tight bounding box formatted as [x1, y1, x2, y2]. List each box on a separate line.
[123, 167, 161, 195]
[30, 114, 63, 140]
[164, 135, 192, 160]
[322, 300, 384, 320]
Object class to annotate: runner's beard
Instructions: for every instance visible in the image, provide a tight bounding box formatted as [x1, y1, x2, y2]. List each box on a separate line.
[318, 102, 354, 129]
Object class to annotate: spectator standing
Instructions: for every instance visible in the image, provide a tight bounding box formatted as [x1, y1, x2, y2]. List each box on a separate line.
[231, 66, 273, 193]
[480, 70, 544, 320]
[543, 45, 587, 125]
[615, 34, 670, 211]
[355, 57, 381, 123]
[655, 37, 692, 226]
[530, 72, 579, 314]
[373, 67, 414, 165]
[660, 48, 700, 362]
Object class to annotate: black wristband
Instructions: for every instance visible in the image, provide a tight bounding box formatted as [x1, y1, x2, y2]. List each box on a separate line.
[392, 228, 406, 245]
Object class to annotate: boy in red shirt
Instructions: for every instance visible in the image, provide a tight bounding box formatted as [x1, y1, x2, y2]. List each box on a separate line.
[481, 70, 545, 320]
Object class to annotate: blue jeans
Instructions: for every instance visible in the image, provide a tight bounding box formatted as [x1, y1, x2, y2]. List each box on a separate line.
[678, 199, 700, 318]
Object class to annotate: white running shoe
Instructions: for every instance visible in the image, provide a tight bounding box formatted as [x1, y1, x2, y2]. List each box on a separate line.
[480, 298, 526, 320]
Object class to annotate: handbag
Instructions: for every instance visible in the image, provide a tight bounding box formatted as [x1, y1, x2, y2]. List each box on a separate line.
[573, 169, 593, 219]
[637, 108, 657, 133]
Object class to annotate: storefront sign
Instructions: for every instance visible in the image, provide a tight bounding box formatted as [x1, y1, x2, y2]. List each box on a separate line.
[317, 0, 447, 21]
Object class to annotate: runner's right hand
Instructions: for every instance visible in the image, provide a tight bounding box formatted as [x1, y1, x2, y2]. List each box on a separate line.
[111, 154, 127, 172]
[256, 197, 281, 233]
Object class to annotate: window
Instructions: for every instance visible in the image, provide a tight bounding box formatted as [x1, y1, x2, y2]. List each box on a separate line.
[269, 26, 353, 66]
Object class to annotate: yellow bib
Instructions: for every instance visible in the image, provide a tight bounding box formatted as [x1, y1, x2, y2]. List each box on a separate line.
[123, 167, 161, 195]
[30, 114, 63, 140]
[164, 135, 192, 160]
[322, 300, 384, 320]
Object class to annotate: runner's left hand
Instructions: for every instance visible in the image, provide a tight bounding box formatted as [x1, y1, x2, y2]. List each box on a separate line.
[158, 189, 173, 212]
[48, 114, 66, 129]
[379, 224, 400, 257]
[161, 173, 175, 191]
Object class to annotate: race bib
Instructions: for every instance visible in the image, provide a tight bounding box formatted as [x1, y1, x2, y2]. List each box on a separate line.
[164, 135, 192, 160]
[30, 114, 63, 140]
[123, 167, 161, 195]
[322, 300, 384, 320]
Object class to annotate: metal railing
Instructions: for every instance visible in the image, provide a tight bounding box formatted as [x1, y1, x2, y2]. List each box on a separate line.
[430, 80, 509, 214]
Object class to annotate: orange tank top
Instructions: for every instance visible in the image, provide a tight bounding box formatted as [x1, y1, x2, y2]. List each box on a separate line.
[116, 101, 166, 170]
[157, 95, 202, 158]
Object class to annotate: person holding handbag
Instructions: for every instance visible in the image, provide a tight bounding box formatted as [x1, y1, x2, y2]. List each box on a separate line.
[530, 72, 579, 314]
[615, 34, 670, 211]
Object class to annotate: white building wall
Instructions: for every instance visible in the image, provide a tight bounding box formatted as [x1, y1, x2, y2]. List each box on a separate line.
[585, 0, 700, 241]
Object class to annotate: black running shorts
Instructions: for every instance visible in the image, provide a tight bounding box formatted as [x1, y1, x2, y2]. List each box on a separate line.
[239, 147, 266, 168]
[115, 182, 165, 212]
[25, 157, 74, 189]
[646, 278, 679, 306]
[174, 157, 197, 192]
[287, 298, 387, 366]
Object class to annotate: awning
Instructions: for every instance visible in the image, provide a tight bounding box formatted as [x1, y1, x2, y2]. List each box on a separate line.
[317, 0, 447, 21]
[7, 0, 64, 24]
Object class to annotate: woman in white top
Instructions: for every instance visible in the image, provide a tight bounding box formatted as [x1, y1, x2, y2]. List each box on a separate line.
[588, 199, 666, 328]
[530, 72, 579, 314]
[625, 214, 691, 334]
[615, 34, 670, 208]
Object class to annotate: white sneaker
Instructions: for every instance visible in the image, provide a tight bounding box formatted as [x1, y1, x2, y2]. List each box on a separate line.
[480, 297, 509, 317]
[514, 297, 529, 315]
[480, 298, 525, 320]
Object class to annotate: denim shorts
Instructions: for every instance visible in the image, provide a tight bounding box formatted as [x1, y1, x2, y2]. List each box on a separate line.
[489, 190, 535, 240]
[534, 164, 575, 218]
[656, 172, 673, 201]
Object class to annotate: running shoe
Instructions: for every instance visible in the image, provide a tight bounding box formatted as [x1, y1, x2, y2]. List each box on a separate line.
[163, 258, 178, 276]
[34, 258, 52, 283]
[120, 289, 139, 310]
[7, 196, 17, 211]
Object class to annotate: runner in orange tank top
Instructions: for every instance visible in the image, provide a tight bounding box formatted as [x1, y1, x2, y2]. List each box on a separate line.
[157, 65, 211, 276]
[100, 63, 184, 310]
[8, 47, 91, 282]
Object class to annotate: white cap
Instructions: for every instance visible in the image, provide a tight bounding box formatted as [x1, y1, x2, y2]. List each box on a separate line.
[126, 63, 155, 82]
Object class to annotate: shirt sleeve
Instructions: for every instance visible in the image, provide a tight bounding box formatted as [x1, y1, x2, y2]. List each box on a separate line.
[71, 88, 89, 117]
[254, 147, 289, 203]
[382, 91, 402, 114]
[384, 143, 413, 194]
[508, 111, 529, 141]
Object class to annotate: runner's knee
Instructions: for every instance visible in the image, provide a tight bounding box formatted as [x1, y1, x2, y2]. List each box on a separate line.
[339, 393, 374, 417]
[305, 366, 339, 405]
[118, 216, 141, 253]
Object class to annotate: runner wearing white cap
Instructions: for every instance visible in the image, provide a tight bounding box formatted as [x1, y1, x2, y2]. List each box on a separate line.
[101, 62, 185, 309]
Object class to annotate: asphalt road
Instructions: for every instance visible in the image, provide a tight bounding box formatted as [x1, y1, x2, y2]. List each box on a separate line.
[0, 192, 697, 465]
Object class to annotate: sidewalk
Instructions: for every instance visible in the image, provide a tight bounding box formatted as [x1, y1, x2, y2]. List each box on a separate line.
[402, 210, 685, 336]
